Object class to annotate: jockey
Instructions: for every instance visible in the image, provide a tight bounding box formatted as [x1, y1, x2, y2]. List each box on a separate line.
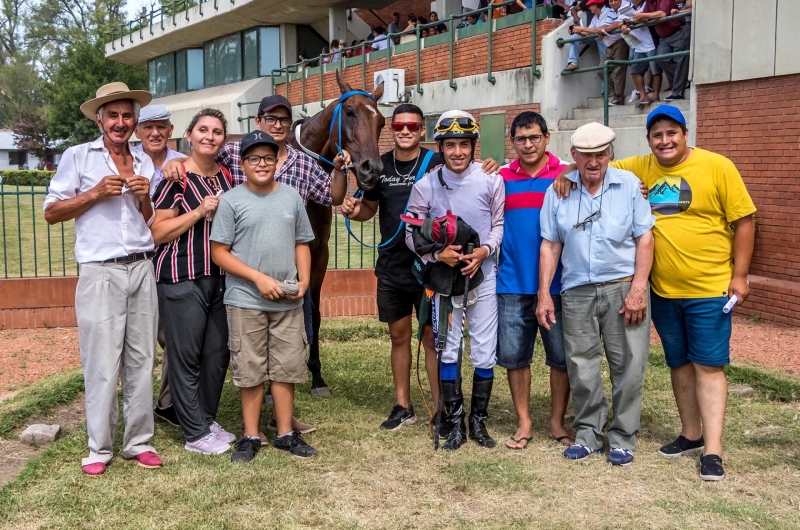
[404, 110, 505, 451]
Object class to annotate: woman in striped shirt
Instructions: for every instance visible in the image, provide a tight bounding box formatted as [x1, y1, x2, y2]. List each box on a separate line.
[150, 108, 235, 455]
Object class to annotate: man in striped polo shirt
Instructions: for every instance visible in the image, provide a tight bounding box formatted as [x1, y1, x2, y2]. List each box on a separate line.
[497, 111, 573, 450]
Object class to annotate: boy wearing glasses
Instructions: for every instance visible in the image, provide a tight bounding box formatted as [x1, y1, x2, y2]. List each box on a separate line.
[536, 122, 654, 466]
[211, 131, 317, 463]
[497, 112, 573, 451]
[341, 104, 498, 433]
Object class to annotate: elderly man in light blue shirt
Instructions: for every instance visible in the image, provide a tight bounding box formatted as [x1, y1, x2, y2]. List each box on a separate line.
[133, 104, 183, 192]
[536, 122, 655, 467]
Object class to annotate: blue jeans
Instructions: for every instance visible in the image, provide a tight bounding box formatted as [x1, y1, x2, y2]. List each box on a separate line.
[651, 293, 732, 368]
[568, 38, 606, 66]
[497, 293, 567, 372]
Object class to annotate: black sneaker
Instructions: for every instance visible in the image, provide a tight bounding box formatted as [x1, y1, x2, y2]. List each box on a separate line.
[231, 436, 261, 463]
[700, 454, 725, 481]
[153, 405, 179, 427]
[665, 94, 685, 101]
[658, 435, 704, 458]
[274, 431, 317, 458]
[380, 404, 418, 431]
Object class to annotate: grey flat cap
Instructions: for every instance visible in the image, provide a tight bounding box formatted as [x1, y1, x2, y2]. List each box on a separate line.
[138, 104, 171, 123]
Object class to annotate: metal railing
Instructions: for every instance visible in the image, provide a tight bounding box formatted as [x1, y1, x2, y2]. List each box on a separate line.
[269, 2, 548, 108]
[104, 0, 222, 48]
[556, 10, 691, 125]
[0, 179, 375, 277]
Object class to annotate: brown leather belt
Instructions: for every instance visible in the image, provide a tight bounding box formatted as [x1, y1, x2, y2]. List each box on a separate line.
[594, 275, 633, 286]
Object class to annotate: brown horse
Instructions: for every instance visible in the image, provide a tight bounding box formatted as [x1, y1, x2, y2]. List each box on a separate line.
[290, 70, 385, 395]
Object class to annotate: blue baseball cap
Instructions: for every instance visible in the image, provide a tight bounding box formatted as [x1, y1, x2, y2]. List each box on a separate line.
[646, 105, 687, 131]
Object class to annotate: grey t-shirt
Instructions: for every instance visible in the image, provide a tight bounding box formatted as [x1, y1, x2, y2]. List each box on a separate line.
[210, 183, 315, 312]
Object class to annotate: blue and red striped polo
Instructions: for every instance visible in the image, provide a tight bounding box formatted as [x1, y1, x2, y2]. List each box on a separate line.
[497, 153, 566, 295]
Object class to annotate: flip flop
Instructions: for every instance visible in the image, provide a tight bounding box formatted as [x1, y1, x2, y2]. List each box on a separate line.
[506, 435, 533, 450]
[549, 435, 574, 447]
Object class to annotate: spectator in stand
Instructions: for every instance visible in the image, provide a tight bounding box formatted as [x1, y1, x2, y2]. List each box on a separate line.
[622, 0, 662, 108]
[595, 0, 630, 106]
[388, 12, 402, 44]
[329, 39, 341, 62]
[564, 0, 608, 78]
[554, 0, 576, 19]
[400, 14, 418, 44]
[320, 46, 331, 64]
[430, 11, 439, 22]
[371, 26, 391, 51]
[633, 0, 690, 101]
[516, 0, 534, 10]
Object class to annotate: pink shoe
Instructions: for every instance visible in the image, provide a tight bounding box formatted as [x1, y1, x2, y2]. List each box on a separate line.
[127, 451, 163, 469]
[82, 462, 106, 476]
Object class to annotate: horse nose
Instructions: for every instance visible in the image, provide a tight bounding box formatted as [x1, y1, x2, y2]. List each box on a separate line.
[357, 158, 382, 190]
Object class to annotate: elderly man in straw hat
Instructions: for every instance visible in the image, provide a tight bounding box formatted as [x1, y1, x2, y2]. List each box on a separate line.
[536, 122, 655, 467]
[44, 82, 163, 476]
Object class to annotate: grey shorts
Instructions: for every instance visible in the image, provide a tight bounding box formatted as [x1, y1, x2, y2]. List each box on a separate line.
[631, 49, 661, 76]
[226, 305, 308, 387]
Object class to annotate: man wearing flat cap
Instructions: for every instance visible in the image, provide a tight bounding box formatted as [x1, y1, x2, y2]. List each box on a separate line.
[536, 122, 655, 466]
[44, 82, 163, 476]
[133, 104, 184, 426]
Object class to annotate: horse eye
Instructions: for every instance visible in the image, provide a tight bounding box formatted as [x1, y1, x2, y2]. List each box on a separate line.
[345, 107, 355, 118]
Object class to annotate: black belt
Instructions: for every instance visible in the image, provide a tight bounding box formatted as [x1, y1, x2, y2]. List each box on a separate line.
[102, 252, 150, 264]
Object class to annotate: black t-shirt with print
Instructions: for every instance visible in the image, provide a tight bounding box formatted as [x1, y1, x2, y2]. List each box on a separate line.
[363, 148, 441, 280]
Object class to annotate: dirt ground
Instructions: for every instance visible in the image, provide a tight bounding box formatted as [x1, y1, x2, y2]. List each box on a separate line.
[0, 316, 799, 393]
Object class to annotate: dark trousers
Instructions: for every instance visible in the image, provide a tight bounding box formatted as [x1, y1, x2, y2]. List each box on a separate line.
[157, 276, 230, 442]
[657, 23, 691, 97]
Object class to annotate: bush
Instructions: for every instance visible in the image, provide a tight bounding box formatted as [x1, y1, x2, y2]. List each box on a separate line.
[0, 170, 55, 187]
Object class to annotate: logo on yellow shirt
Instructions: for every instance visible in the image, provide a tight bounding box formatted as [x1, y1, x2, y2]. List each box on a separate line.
[648, 176, 692, 215]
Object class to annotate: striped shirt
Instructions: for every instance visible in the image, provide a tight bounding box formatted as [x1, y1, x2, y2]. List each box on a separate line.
[152, 168, 233, 283]
[497, 153, 566, 295]
[216, 142, 331, 206]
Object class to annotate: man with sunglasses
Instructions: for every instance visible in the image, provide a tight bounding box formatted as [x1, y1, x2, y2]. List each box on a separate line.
[341, 104, 498, 433]
[537, 122, 654, 466]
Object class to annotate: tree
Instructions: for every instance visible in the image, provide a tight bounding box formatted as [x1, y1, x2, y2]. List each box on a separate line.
[0, 0, 28, 66]
[46, 40, 146, 145]
[0, 57, 45, 126]
[12, 113, 49, 163]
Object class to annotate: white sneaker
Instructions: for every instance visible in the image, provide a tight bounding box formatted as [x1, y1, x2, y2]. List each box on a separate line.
[185, 432, 231, 455]
[210, 421, 236, 444]
[629, 89, 640, 103]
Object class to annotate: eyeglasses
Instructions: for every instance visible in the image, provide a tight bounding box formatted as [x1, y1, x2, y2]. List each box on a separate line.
[391, 121, 422, 133]
[573, 209, 602, 230]
[244, 155, 278, 167]
[513, 134, 545, 146]
[434, 117, 479, 134]
[258, 115, 292, 127]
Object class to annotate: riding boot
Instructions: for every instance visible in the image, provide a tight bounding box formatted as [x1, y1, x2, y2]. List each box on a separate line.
[441, 379, 467, 451]
[468, 373, 496, 448]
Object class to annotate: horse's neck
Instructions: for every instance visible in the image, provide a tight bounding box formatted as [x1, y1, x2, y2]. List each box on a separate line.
[300, 104, 337, 161]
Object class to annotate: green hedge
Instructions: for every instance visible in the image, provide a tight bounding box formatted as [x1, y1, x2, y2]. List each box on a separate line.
[0, 170, 55, 187]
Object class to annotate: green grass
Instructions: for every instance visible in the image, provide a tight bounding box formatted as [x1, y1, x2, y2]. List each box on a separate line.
[0, 368, 84, 438]
[0, 185, 78, 278]
[1, 318, 799, 529]
[0, 185, 375, 276]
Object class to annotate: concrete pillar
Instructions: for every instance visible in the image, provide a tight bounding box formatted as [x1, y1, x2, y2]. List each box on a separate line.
[437, 0, 463, 22]
[328, 7, 348, 44]
[279, 23, 298, 69]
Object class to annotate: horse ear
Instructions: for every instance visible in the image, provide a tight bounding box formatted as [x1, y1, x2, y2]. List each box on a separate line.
[336, 69, 352, 93]
[372, 81, 384, 101]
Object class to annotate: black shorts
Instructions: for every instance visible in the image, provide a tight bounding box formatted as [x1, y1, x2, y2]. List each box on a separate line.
[376, 273, 425, 324]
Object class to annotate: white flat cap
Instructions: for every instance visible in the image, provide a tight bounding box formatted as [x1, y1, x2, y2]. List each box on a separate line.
[570, 122, 616, 153]
[138, 104, 171, 123]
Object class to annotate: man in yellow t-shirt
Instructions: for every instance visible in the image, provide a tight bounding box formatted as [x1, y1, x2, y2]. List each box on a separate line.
[553, 106, 756, 482]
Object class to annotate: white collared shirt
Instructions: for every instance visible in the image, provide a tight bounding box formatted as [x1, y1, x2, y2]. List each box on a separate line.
[44, 136, 157, 264]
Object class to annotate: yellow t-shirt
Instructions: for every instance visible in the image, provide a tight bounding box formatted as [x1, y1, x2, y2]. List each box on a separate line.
[612, 148, 756, 299]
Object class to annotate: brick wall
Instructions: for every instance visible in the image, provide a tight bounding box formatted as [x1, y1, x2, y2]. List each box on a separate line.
[0, 269, 377, 330]
[355, 0, 435, 33]
[696, 74, 800, 326]
[276, 18, 559, 107]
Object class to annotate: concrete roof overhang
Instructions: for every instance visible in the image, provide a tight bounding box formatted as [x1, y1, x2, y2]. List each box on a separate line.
[105, 0, 394, 65]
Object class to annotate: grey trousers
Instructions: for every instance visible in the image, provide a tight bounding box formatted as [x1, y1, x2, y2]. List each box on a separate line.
[157, 276, 230, 442]
[657, 23, 691, 97]
[76, 260, 158, 466]
[561, 282, 650, 451]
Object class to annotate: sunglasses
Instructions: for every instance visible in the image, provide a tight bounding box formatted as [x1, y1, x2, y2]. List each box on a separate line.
[435, 117, 479, 133]
[392, 121, 422, 133]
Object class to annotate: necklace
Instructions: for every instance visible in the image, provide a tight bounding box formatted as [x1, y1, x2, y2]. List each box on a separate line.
[392, 149, 421, 179]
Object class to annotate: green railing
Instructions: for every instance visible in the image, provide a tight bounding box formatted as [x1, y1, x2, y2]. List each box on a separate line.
[269, 2, 548, 107]
[0, 181, 376, 277]
[556, 10, 692, 126]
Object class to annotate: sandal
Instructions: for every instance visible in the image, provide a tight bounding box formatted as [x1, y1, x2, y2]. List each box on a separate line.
[549, 435, 574, 447]
[506, 435, 533, 450]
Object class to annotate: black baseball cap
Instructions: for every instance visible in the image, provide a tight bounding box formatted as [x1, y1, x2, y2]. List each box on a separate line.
[240, 131, 279, 157]
[257, 95, 292, 117]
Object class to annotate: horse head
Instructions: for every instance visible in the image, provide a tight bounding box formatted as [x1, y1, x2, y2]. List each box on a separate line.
[332, 69, 385, 191]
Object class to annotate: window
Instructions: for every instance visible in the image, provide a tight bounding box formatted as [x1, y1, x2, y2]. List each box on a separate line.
[147, 53, 176, 97]
[259, 27, 281, 77]
[297, 25, 327, 66]
[204, 41, 216, 86]
[187, 49, 204, 91]
[424, 115, 439, 143]
[175, 49, 187, 94]
[9, 151, 27, 167]
[215, 34, 242, 85]
[243, 29, 258, 80]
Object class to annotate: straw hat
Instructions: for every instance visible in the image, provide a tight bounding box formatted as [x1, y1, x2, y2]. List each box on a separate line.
[80, 82, 153, 120]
